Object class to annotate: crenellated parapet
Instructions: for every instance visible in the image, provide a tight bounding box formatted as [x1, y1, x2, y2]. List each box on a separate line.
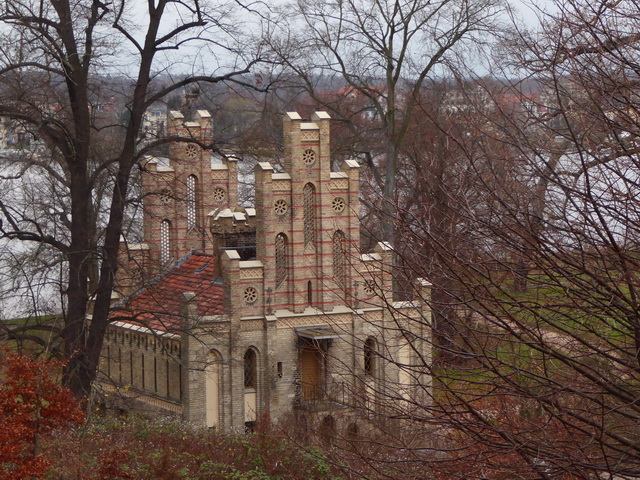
[209, 207, 255, 233]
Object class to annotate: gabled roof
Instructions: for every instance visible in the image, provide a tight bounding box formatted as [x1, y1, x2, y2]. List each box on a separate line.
[110, 253, 224, 333]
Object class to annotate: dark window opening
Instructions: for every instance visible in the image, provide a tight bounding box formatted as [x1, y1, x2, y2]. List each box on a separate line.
[244, 349, 256, 389]
[346, 422, 360, 440]
[364, 338, 376, 376]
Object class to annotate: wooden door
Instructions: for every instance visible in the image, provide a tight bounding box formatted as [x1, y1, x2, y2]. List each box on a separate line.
[300, 348, 322, 400]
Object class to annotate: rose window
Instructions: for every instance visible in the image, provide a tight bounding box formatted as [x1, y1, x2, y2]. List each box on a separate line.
[363, 280, 375, 295]
[332, 197, 346, 213]
[131, 267, 144, 285]
[213, 187, 226, 203]
[244, 287, 258, 305]
[302, 149, 316, 166]
[273, 199, 288, 216]
[159, 188, 173, 205]
[185, 144, 198, 159]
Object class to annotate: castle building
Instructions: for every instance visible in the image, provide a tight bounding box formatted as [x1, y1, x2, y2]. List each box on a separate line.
[100, 111, 431, 431]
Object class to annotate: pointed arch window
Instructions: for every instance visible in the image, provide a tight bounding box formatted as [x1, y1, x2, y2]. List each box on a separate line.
[275, 233, 288, 289]
[244, 349, 257, 389]
[303, 183, 316, 246]
[160, 220, 171, 265]
[333, 230, 346, 288]
[244, 348, 258, 428]
[186, 175, 197, 230]
[364, 337, 377, 376]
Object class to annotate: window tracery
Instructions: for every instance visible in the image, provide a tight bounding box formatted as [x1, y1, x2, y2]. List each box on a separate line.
[244, 349, 257, 389]
[303, 149, 316, 166]
[273, 199, 288, 216]
[333, 230, 346, 288]
[303, 183, 316, 245]
[331, 197, 346, 213]
[275, 233, 288, 289]
[213, 187, 226, 204]
[160, 220, 171, 265]
[244, 287, 258, 305]
[187, 175, 197, 230]
[185, 143, 199, 159]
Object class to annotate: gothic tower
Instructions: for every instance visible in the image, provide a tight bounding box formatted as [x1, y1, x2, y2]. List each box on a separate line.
[141, 110, 239, 270]
[254, 111, 361, 314]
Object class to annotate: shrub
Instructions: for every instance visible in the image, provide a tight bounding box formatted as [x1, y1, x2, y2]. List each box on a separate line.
[0, 352, 84, 480]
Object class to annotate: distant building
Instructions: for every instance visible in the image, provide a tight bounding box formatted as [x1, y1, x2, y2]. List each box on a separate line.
[333, 86, 388, 121]
[141, 105, 167, 140]
[99, 111, 431, 431]
[0, 117, 31, 149]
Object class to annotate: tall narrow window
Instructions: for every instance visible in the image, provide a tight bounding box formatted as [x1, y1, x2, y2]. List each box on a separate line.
[244, 349, 257, 389]
[160, 220, 171, 265]
[275, 233, 288, 289]
[364, 337, 376, 376]
[307, 281, 313, 306]
[303, 183, 316, 246]
[333, 230, 346, 288]
[244, 349, 258, 428]
[186, 175, 197, 230]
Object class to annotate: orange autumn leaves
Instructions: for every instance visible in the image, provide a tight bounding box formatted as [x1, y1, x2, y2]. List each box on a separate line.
[0, 352, 84, 480]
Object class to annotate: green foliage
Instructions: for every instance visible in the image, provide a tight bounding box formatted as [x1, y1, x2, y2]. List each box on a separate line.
[494, 273, 636, 344]
[301, 447, 332, 477]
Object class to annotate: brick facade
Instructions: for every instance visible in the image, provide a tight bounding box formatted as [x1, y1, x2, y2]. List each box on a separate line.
[100, 111, 432, 432]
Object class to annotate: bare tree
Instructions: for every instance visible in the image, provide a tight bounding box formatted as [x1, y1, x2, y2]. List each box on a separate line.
[0, 0, 262, 400]
[259, 0, 505, 356]
[383, 0, 640, 476]
[263, 0, 503, 240]
[296, 0, 640, 476]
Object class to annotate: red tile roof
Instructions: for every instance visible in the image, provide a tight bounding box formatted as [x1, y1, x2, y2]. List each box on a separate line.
[109, 253, 224, 333]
